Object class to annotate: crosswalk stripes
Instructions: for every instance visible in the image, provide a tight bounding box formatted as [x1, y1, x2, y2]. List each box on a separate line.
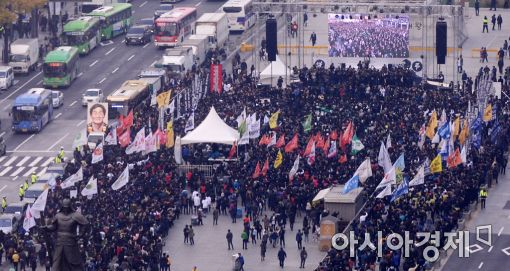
[0, 156, 55, 177]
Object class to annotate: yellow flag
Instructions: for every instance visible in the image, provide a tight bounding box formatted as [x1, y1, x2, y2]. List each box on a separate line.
[273, 150, 283, 168]
[483, 104, 492, 122]
[426, 110, 438, 140]
[166, 121, 175, 148]
[269, 110, 280, 129]
[430, 154, 442, 173]
[458, 119, 469, 146]
[452, 117, 460, 138]
[157, 91, 172, 109]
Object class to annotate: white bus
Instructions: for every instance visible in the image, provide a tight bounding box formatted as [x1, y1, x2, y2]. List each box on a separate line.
[221, 0, 256, 33]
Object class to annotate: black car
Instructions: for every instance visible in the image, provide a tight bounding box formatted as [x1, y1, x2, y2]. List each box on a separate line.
[137, 17, 155, 34]
[154, 4, 174, 19]
[125, 25, 152, 45]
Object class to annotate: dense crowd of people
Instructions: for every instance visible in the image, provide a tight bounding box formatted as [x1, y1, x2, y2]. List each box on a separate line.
[328, 17, 410, 58]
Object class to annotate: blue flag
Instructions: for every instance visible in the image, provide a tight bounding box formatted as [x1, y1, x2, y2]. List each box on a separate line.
[342, 175, 360, 194]
[492, 104, 497, 122]
[471, 113, 482, 132]
[390, 177, 409, 202]
[393, 153, 405, 171]
[490, 121, 501, 143]
[438, 121, 451, 139]
[472, 130, 481, 149]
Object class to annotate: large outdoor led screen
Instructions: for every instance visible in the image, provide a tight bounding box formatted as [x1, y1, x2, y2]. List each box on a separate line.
[328, 14, 410, 58]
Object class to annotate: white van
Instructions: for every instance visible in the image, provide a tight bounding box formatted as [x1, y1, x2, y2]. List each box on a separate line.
[0, 66, 14, 90]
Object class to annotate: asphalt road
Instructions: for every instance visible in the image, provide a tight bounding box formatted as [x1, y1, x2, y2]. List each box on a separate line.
[0, 0, 228, 203]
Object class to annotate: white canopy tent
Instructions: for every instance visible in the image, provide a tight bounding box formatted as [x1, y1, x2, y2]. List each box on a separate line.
[259, 55, 292, 87]
[181, 106, 239, 145]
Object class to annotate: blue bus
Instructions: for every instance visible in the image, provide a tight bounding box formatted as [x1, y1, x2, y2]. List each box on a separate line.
[12, 88, 54, 133]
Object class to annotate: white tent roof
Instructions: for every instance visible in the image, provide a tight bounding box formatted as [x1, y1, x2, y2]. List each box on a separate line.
[259, 55, 292, 86]
[181, 106, 239, 145]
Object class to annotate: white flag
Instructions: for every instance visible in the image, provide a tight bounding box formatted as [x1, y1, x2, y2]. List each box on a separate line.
[376, 166, 396, 189]
[23, 205, 36, 232]
[144, 132, 158, 154]
[185, 113, 195, 133]
[263, 115, 270, 125]
[61, 167, 83, 189]
[307, 142, 316, 165]
[72, 129, 87, 150]
[111, 166, 129, 191]
[174, 136, 182, 164]
[461, 145, 467, 164]
[432, 131, 440, 144]
[386, 133, 392, 149]
[81, 177, 98, 196]
[288, 155, 300, 181]
[377, 142, 392, 174]
[31, 188, 49, 212]
[267, 133, 277, 148]
[105, 129, 117, 145]
[354, 158, 372, 183]
[409, 165, 425, 186]
[376, 185, 393, 199]
[91, 142, 104, 164]
[249, 115, 260, 139]
[126, 128, 146, 155]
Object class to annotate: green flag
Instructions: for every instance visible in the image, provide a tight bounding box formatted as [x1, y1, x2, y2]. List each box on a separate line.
[302, 114, 312, 133]
[351, 134, 365, 155]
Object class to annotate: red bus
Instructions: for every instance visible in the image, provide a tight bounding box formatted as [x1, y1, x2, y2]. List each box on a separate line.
[154, 7, 198, 48]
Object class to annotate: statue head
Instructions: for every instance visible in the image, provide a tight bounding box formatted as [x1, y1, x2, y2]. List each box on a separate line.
[61, 198, 72, 213]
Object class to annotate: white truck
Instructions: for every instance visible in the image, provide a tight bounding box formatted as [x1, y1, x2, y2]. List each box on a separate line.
[9, 39, 39, 74]
[195, 13, 228, 50]
[157, 47, 194, 77]
[182, 35, 207, 66]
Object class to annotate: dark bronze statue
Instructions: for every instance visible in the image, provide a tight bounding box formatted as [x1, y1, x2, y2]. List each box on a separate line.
[43, 198, 89, 271]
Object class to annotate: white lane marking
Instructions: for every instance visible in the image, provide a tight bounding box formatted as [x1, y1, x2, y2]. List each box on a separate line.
[78, 72, 83, 77]
[41, 157, 54, 167]
[0, 166, 12, 176]
[55, 112, 62, 119]
[498, 226, 504, 236]
[139, 1, 147, 7]
[0, 131, 5, 138]
[195, 1, 202, 6]
[69, 101, 77, 107]
[478, 262, 483, 269]
[0, 156, 6, 163]
[4, 156, 18, 166]
[37, 167, 47, 176]
[16, 156, 30, 167]
[143, 43, 150, 48]
[47, 133, 69, 151]
[23, 167, 37, 177]
[0, 185, 6, 193]
[37, 80, 42, 85]
[99, 78, 106, 84]
[488, 246, 494, 253]
[29, 157, 43, 167]
[76, 120, 85, 127]
[128, 54, 135, 61]
[0, 72, 42, 105]
[13, 134, 35, 152]
[90, 60, 99, 67]
[12, 176, 18, 181]
[150, 60, 157, 66]
[3, 105, 9, 111]
[105, 47, 116, 55]
[10, 166, 26, 177]
[112, 67, 119, 73]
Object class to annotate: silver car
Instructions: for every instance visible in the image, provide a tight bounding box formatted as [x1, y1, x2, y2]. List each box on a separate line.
[82, 88, 104, 106]
[51, 90, 64, 108]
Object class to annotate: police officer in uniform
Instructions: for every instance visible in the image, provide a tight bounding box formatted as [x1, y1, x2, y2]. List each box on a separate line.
[480, 188, 488, 209]
[58, 146, 65, 162]
[483, 16, 489, 33]
[1, 196, 6, 212]
[23, 180, 29, 191]
[19, 185, 24, 201]
[31, 172, 38, 184]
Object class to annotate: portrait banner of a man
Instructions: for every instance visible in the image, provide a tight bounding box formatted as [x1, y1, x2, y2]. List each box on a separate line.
[87, 103, 108, 134]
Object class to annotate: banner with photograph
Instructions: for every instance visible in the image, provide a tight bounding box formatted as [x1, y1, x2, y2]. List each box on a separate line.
[328, 14, 410, 58]
[87, 103, 108, 134]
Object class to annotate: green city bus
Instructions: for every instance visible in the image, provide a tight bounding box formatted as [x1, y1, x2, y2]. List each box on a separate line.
[63, 16, 101, 55]
[43, 47, 80, 88]
[88, 3, 133, 40]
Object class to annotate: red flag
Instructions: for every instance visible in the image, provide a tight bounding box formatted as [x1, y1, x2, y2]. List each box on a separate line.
[284, 134, 299, 153]
[118, 129, 131, 147]
[303, 137, 315, 157]
[322, 136, 330, 154]
[447, 148, 462, 168]
[228, 143, 237, 159]
[252, 161, 261, 179]
[340, 121, 354, 149]
[315, 133, 324, 149]
[275, 134, 286, 148]
[330, 130, 338, 140]
[261, 158, 269, 176]
[156, 128, 167, 146]
[259, 135, 269, 146]
[123, 110, 134, 128]
[339, 154, 347, 164]
[116, 114, 125, 135]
